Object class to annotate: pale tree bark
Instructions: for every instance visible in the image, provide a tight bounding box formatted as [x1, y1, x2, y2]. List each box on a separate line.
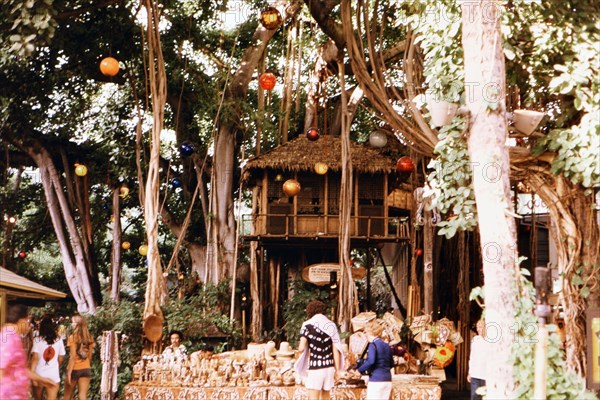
[207, 0, 302, 284]
[524, 171, 599, 375]
[110, 187, 122, 302]
[28, 147, 96, 313]
[462, 1, 518, 397]
[142, 0, 166, 320]
[336, 59, 359, 332]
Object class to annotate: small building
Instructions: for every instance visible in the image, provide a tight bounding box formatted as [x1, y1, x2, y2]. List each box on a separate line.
[0, 267, 67, 324]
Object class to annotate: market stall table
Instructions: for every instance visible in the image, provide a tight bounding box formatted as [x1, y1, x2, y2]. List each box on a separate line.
[124, 375, 441, 400]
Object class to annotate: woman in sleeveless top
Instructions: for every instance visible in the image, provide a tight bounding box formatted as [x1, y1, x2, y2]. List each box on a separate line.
[64, 314, 95, 400]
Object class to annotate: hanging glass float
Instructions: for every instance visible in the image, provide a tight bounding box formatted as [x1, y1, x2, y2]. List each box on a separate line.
[179, 142, 195, 157]
[119, 185, 130, 197]
[259, 7, 283, 30]
[259, 71, 277, 91]
[282, 179, 301, 197]
[74, 164, 88, 177]
[99, 56, 120, 77]
[415, 248, 423, 257]
[306, 127, 320, 141]
[314, 162, 328, 175]
[368, 130, 388, 148]
[18, 250, 27, 259]
[396, 156, 415, 173]
[122, 241, 131, 250]
[171, 178, 182, 188]
[139, 244, 148, 256]
[274, 173, 284, 182]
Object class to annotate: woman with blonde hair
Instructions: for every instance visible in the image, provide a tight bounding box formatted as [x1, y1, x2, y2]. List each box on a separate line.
[356, 319, 394, 400]
[64, 314, 94, 400]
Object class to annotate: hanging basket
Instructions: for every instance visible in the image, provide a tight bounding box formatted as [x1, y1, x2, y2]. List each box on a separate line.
[426, 99, 458, 127]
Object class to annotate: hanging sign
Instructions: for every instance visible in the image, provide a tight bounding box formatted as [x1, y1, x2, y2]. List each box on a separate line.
[301, 263, 367, 286]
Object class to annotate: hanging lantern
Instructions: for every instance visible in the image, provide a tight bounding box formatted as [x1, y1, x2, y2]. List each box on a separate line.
[18, 250, 27, 259]
[396, 156, 415, 173]
[282, 179, 301, 197]
[259, 71, 277, 91]
[171, 178, 182, 188]
[314, 162, 328, 175]
[306, 127, 320, 141]
[99, 56, 120, 77]
[139, 244, 148, 256]
[179, 142, 195, 157]
[274, 173, 284, 182]
[259, 7, 283, 30]
[119, 185, 130, 197]
[122, 241, 131, 250]
[75, 164, 88, 177]
[369, 131, 388, 148]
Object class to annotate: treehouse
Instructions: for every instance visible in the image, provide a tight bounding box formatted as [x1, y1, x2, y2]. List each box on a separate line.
[242, 135, 412, 248]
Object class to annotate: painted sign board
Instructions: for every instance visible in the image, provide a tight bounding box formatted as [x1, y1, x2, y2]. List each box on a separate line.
[301, 263, 367, 286]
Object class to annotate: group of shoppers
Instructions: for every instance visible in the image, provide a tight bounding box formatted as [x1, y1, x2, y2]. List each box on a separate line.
[294, 300, 394, 400]
[1, 304, 94, 400]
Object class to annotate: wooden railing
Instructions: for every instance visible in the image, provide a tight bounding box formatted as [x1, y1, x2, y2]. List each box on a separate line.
[241, 214, 410, 239]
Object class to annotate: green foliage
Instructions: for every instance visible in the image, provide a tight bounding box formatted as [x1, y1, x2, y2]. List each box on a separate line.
[508, 270, 597, 399]
[87, 300, 143, 399]
[1, 0, 56, 58]
[162, 281, 242, 353]
[282, 279, 334, 347]
[426, 117, 477, 238]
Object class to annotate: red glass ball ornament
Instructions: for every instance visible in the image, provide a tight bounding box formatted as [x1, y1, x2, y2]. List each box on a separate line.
[99, 57, 120, 77]
[18, 250, 27, 259]
[415, 248, 423, 257]
[282, 179, 301, 197]
[396, 156, 415, 173]
[259, 72, 277, 91]
[306, 127, 320, 141]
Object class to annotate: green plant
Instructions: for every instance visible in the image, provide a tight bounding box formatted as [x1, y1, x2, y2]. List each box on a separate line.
[282, 279, 333, 347]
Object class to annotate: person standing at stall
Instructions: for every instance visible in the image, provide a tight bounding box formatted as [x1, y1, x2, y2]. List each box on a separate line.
[64, 314, 95, 400]
[294, 300, 345, 400]
[467, 319, 487, 400]
[162, 330, 188, 360]
[356, 320, 394, 400]
[1, 304, 58, 400]
[30, 316, 65, 400]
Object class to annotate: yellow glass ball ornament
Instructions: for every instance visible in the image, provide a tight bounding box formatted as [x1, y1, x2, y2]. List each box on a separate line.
[314, 162, 328, 175]
[75, 164, 88, 177]
[138, 244, 148, 256]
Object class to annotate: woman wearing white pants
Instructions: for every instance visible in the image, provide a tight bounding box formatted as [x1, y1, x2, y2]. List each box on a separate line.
[356, 320, 393, 400]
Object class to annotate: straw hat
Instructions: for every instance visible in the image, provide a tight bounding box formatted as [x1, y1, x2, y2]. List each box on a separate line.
[276, 342, 295, 360]
[265, 341, 277, 360]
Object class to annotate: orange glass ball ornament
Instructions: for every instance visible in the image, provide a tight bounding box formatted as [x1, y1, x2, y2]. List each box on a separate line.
[99, 57, 120, 77]
[122, 241, 131, 250]
[259, 72, 277, 91]
[415, 248, 423, 257]
[282, 179, 301, 197]
[396, 156, 415, 173]
[259, 7, 283, 30]
[314, 162, 328, 175]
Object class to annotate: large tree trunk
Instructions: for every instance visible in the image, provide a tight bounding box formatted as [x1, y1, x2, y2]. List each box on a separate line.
[142, 0, 167, 320]
[462, 1, 518, 397]
[525, 172, 600, 375]
[28, 147, 96, 313]
[207, 0, 302, 283]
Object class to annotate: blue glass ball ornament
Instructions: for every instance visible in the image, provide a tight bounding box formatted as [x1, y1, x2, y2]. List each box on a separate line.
[172, 178, 182, 188]
[179, 142, 195, 157]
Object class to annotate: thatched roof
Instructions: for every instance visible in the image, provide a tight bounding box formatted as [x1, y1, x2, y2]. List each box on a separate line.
[243, 135, 397, 175]
[0, 267, 66, 300]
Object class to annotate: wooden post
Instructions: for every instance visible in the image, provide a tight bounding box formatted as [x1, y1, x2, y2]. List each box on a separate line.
[423, 205, 434, 315]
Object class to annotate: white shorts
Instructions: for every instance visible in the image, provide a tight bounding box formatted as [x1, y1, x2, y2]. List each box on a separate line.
[305, 367, 336, 391]
[366, 381, 392, 400]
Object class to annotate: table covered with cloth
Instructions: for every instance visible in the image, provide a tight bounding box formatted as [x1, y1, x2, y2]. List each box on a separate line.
[123, 374, 441, 400]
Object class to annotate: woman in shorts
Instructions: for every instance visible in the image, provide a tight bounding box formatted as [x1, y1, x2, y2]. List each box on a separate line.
[63, 314, 94, 400]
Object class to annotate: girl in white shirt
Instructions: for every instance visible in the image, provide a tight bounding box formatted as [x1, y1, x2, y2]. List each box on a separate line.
[467, 320, 487, 400]
[30, 316, 65, 400]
